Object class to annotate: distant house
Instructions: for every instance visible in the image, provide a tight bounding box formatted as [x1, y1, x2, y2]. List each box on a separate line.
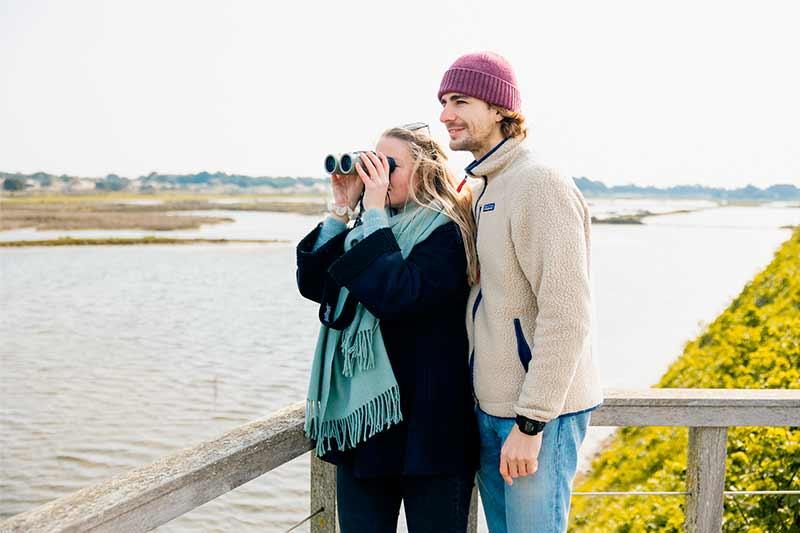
[69, 179, 96, 192]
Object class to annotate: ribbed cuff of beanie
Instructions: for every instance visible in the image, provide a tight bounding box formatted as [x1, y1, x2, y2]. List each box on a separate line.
[438, 68, 521, 113]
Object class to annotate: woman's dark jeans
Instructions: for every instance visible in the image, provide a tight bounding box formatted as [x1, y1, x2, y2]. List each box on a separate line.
[336, 464, 475, 533]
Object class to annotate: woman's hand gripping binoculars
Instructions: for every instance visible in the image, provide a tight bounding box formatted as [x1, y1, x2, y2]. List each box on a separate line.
[325, 151, 398, 213]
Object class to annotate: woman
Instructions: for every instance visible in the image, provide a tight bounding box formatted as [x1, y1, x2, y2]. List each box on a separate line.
[296, 125, 479, 532]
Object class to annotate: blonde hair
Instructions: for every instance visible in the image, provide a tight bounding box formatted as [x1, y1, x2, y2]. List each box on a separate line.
[382, 127, 479, 286]
[492, 106, 528, 140]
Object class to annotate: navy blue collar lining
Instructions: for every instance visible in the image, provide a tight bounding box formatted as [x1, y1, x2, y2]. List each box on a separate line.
[465, 137, 511, 176]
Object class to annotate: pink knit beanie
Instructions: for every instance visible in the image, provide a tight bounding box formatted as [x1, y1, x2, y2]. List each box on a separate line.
[438, 52, 521, 113]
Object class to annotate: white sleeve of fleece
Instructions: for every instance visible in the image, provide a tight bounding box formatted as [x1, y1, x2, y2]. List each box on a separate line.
[510, 169, 593, 422]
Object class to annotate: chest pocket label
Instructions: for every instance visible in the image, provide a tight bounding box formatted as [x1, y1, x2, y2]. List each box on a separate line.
[483, 203, 496, 212]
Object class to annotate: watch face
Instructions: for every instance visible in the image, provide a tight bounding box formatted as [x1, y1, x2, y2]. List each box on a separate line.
[516, 415, 545, 436]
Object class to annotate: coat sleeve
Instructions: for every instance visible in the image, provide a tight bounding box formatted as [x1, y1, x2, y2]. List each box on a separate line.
[326, 222, 468, 321]
[510, 169, 593, 422]
[296, 222, 348, 304]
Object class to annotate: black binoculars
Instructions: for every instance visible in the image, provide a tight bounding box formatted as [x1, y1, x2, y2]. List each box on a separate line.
[324, 152, 397, 176]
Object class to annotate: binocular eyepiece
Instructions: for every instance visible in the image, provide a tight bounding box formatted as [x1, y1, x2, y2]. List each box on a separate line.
[324, 152, 397, 176]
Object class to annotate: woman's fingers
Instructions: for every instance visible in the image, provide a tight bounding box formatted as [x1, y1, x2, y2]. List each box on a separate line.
[334, 172, 354, 189]
[364, 152, 390, 184]
[360, 152, 379, 178]
[355, 162, 372, 186]
[378, 152, 391, 175]
[359, 152, 390, 187]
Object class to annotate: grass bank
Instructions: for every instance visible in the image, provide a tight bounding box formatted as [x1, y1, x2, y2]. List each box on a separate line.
[0, 195, 326, 231]
[0, 237, 288, 247]
[570, 227, 800, 532]
[0, 208, 235, 231]
[592, 209, 697, 224]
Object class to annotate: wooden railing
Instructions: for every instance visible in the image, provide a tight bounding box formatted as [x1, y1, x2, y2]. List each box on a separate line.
[2, 389, 798, 533]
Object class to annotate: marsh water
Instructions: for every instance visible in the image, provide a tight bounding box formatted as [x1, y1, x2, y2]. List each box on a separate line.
[1, 200, 797, 531]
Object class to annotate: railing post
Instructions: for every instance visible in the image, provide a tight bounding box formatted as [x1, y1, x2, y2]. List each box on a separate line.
[310, 454, 337, 533]
[684, 427, 728, 533]
[467, 483, 478, 533]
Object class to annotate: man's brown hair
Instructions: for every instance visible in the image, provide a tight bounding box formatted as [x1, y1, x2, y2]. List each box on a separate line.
[493, 106, 528, 140]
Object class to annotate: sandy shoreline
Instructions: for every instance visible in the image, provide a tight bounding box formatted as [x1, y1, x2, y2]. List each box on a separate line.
[0, 196, 327, 232]
[0, 236, 289, 247]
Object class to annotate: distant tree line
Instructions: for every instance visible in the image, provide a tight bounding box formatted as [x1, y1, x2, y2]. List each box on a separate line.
[95, 174, 130, 191]
[0, 171, 323, 192]
[2, 171, 798, 200]
[138, 171, 321, 188]
[573, 177, 800, 200]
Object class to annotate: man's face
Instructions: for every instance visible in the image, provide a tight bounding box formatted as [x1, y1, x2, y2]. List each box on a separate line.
[439, 93, 502, 153]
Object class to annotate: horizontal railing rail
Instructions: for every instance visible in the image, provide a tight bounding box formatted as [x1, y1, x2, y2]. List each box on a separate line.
[1, 388, 798, 533]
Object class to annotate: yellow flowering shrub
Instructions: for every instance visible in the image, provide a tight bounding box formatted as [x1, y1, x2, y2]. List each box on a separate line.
[570, 227, 800, 531]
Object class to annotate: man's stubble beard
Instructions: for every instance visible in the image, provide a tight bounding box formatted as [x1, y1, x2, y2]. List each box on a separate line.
[449, 124, 493, 154]
[449, 132, 483, 153]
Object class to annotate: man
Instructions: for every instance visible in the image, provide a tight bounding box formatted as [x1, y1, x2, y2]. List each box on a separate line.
[438, 52, 603, 532]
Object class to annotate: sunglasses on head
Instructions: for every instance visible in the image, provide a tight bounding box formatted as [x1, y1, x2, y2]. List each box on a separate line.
[398, 122, 437, 160]
[400, 122, 431, 135]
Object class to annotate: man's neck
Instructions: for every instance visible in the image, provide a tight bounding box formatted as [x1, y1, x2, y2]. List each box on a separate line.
[471, 130, 506, 161]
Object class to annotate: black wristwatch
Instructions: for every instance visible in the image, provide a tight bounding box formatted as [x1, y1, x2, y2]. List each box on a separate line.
[515, 415, 546, 436]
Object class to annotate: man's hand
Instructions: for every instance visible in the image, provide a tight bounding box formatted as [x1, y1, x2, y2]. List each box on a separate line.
[499, 425, 543, 486]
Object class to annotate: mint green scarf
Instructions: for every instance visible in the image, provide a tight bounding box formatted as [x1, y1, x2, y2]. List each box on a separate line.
[305, 204, 451, 456]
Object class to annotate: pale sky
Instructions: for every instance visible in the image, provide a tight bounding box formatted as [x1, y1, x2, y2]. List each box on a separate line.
[2, 0, 799, 188]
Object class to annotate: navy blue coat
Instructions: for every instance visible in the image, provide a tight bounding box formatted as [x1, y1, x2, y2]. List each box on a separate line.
[296, 220, 479, 478]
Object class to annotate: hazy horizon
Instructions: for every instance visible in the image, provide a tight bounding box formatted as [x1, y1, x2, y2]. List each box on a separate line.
[2, 168, 798, 192]
[2, 0, 799, 188]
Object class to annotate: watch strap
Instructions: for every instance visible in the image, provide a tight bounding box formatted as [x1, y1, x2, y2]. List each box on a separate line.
[329, 202, 355, 219]
[515, 414, 546, 436]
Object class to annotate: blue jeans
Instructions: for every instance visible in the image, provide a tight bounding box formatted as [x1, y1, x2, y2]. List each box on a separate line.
[475, 407, 591, 533]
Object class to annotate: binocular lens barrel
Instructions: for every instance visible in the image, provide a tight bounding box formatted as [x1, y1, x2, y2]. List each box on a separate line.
[324, 154, 339, 174]
[339, 154, 355, 174]
[324, 152, 398, 176]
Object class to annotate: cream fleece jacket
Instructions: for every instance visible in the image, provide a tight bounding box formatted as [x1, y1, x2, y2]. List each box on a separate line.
[465, 136, 603, 422]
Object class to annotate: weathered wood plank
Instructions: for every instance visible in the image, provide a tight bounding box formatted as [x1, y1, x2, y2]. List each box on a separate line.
[310, 454, 336, 533]
[601, 388, 800, 405]
[0, 402, 311, 533]
[589, 405, 799, 427]
[2, 389, 798, 532]
[590, 388, 800, 427]
[684, 427, 728, 533]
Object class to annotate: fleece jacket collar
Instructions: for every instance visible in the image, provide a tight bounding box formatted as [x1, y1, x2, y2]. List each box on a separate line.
[465, 135, 525, 179]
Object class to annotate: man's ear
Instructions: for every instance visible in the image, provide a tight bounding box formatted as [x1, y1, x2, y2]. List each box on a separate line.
[491, 105, 503, 123]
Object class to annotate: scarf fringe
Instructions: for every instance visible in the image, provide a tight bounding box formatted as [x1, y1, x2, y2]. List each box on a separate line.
[305, 385, 402, 457]
[340, 325, 377, 378]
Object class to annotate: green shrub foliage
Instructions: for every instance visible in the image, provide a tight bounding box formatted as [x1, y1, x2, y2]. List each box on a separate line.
[571, 228, 800, 532]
